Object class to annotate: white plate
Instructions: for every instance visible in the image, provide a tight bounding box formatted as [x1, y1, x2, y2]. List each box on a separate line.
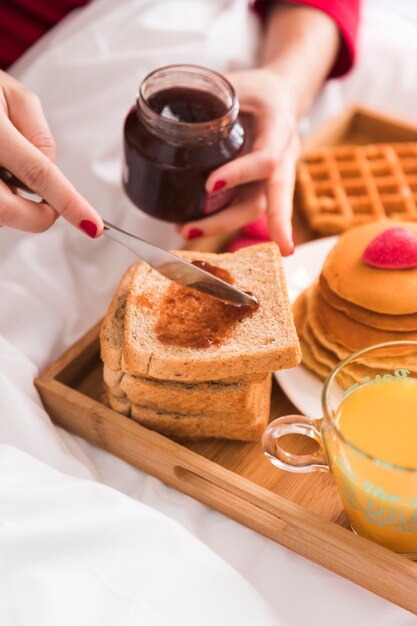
[275, 237, 338, 419]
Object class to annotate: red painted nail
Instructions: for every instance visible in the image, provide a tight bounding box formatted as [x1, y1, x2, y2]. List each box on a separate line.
[212, 179, 226, 192]
[79, 220, 97, 238]
[187, 228, 203, 240]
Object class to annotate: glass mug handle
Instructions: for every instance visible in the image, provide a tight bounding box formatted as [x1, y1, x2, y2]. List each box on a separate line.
[262, 415, 329, 474]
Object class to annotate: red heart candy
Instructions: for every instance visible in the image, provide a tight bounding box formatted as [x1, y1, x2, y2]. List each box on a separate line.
[363, 226, 417, 269]
[242, 214, 270, 241]
[227, 236, 259, 252]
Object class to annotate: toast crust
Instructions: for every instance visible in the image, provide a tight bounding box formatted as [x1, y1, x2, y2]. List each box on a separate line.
[111, 372, 271, 418]
[100, 263, 139, 370]
[107, 373, 272, 441]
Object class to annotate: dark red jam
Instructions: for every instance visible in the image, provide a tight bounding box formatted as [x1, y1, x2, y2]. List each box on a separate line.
[154, 261, 258, 349]
[149, 87, 228, 123]
[123, 65, 249, 223]
[191, 259, 233, 284]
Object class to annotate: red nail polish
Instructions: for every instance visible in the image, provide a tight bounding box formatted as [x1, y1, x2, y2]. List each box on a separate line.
[212, 179, 226, 192]
[187, 228, 203, 240]
[80, 220, 97, 238]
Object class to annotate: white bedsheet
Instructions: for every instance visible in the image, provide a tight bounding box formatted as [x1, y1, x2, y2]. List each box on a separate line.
[2, 0, 416, 623]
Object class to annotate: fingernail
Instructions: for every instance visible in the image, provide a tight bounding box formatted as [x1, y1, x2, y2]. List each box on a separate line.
[187, 228, 203, 240]
[212, 180, 226, 192]
[80, 220, 97, 238]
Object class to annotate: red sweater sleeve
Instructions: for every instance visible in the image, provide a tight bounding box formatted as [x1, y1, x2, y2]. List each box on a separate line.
[0, 0, 91, 70]
[252, 0, 360, 78]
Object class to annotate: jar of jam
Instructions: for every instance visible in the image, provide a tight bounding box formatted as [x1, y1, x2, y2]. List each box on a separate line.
[123, 64, 248, 223]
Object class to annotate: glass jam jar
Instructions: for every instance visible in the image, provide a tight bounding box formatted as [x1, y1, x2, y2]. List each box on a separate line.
[123, 64, 248, 223]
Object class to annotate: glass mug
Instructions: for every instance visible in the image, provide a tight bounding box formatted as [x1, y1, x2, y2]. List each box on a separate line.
[262, 341, 417, 556]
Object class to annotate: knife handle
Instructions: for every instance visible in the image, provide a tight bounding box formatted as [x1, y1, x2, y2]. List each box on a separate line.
[0, 167, 33, 193]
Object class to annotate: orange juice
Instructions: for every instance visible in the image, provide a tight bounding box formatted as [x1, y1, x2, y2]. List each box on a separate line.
[336, 376, 417, 468]
[331, 376, 417, 553]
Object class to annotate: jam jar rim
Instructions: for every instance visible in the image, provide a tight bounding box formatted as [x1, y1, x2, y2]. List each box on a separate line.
[136, 63, 239, 132]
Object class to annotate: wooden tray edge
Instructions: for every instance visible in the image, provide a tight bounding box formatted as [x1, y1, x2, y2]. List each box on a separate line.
[301, 104, 417, 153]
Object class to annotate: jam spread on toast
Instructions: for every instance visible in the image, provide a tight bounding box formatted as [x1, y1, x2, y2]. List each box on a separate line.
[154, 260, 258, 348]
[191, 260, 232, 283]
[133, 293, 153, 309]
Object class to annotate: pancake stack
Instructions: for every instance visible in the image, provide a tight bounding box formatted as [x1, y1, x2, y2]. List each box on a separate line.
[293, 220, 417, 385]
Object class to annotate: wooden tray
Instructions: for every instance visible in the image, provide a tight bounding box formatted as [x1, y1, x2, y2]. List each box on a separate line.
[36, 106, 417, 614]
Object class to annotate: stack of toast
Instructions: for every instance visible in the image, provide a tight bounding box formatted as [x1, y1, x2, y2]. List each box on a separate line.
[293, 220, 417, 385]
[297, 143, 417, 235]
[100, 243, 301, 441]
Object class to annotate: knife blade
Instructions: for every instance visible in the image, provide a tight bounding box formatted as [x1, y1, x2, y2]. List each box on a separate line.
[103, 220, 258, 309]
[0, 161, 259, 309]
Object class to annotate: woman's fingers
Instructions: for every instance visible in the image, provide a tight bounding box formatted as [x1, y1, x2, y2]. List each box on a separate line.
[205, 150, 277, 193]
[180, 133, 299, 257]
[0, 180, 58, 232]
[0, 117, 103, 236]
[207, 100, 296, 193]
[0, 71, 56, 162]
[179, 184, 267, 240]
[5, 86, 56, 162]
[205, 116, 294, 192]
[265, 136, 299, 256]
[0, 72, 99, 236]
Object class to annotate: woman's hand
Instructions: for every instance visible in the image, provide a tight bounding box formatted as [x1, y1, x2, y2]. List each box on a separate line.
[177, 68, 299, 256]
[0, 71, 102, 236]
[177, 3, 340, 256]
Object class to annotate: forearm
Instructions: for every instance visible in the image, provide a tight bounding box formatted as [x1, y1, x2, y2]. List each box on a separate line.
[261, 4, 339, 118]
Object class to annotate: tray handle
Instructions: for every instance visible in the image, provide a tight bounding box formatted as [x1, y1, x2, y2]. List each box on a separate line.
[174, 465, 287, 534]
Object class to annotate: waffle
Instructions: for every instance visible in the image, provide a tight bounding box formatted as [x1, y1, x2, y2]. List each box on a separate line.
[297, 143, 417, 234]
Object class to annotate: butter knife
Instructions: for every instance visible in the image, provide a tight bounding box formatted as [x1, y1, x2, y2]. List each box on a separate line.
[103, 220, 258, 308]
[0, 166, 257, 308]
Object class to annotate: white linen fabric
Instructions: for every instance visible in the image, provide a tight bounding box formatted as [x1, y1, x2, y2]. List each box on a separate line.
[1, 0, 416, 624]
[0, 444, 280, 626]
[309, 0, 417, 132]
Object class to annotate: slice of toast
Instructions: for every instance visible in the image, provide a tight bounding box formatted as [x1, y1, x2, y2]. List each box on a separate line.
[103, 364, 124, 389]
[100, 263, 139, 371]
[101, 268, 265, 385]
[123, 243, 301, 381]
[118, 371, 271, 418]
[107, 392, 131, 415]
[106, 376, 271, 441]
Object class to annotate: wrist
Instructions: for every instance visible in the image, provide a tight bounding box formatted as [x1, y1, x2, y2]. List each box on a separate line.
[260, 4, 339, 118]
[258, 64, 303, 120]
